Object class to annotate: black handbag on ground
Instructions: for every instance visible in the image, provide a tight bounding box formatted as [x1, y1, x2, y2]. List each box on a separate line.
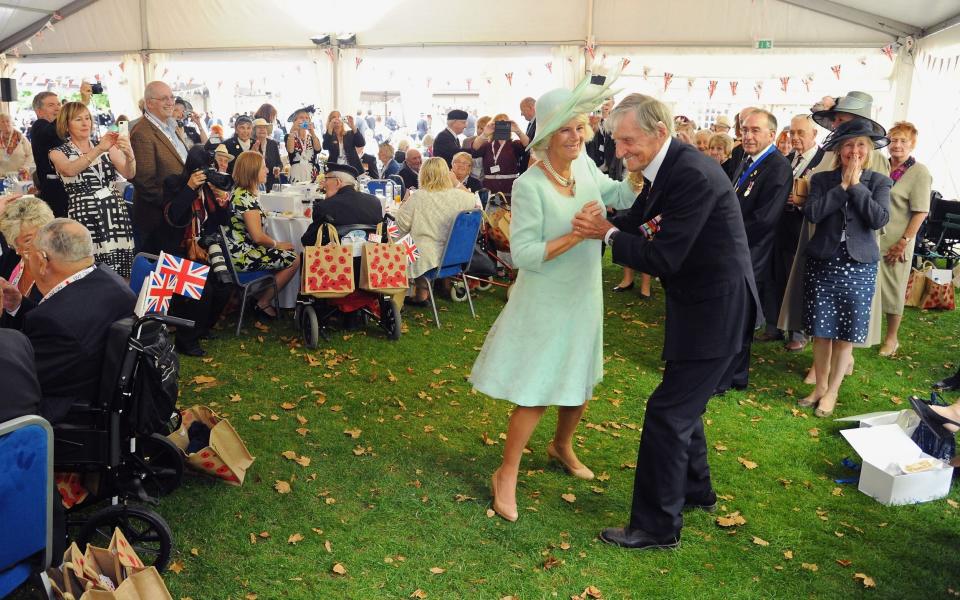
[910, 392, 957, 462]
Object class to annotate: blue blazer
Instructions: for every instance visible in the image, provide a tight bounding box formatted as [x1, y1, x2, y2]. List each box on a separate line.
[803, 169, 891, 263]
[380, 159, 401, 179]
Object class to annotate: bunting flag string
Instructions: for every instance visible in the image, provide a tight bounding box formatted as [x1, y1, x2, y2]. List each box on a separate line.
[831, 64, 842, 79]
[779, 76, 789, 93]
[545, 61, 552, 74]
[663, 72, 673, 92]
[505, 72, 513, 86]
[687, 77, 695, 92]
[729, 81, 738, 96]
[355, 56, 363, 70]
[707, 80, 718, 99]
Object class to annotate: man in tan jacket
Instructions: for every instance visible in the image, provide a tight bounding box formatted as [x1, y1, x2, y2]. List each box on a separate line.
[129, 81, 187, 254]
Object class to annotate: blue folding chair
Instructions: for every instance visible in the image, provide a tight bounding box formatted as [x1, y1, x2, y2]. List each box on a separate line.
[366, 179, 396, 200]
[219, 227, 279, 335]
[0, 416, 54, 598]
[387, 174, 405, 198]
[129, 252, 159, 295]
[423, 209, 483, 328]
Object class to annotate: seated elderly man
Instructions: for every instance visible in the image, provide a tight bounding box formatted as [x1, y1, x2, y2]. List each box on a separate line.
[301, 164, 383, 247]
[451, 151, 482, 193]
[0, 218, 136, 424]
[398, 148, 423, 191]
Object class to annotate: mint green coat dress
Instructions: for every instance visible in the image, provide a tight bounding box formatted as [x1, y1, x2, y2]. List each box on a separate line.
[470, 152, 635, 407]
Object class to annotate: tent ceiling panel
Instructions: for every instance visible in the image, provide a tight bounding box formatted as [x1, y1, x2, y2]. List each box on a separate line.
[831, 0, 960, 30]
[594, 0, 894, 45]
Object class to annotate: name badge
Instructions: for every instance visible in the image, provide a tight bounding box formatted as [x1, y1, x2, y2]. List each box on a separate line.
[598, 144, 605, 152]
[489, 165, 501, 174]
[94, 187, 113, 200]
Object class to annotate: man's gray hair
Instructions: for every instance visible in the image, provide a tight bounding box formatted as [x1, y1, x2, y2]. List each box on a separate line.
[330, 171, 359, 190]
[32, 91, 58, 112]
[607, 94, 674, 137]
[746, 109, 778, 132]
[34, 218, 94, 262]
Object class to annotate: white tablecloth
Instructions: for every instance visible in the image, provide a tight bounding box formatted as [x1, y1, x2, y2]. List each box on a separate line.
[260, 191, 308, 214]
[264, 214, 312, 308]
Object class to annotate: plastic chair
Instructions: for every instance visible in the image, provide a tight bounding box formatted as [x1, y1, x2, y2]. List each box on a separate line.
[366, 179, 396, 200]
[218, 227, 279, 335]
[0, 415, 54, 598]
[422, 209, 483, 327]
[130, 252, 159, 295]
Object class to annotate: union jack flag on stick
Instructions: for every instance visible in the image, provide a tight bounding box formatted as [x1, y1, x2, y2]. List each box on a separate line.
[144, 272, 175, 314]
[157, 252, 210, 299]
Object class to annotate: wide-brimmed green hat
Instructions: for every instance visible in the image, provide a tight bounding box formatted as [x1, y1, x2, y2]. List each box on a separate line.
[529, 64, 624, 149]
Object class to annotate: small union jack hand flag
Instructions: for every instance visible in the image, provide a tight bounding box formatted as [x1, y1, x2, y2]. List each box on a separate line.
[387, 220, 400, 240]
[157, 251, 210, 300]
[144, 272, 175, 314]
[399, 234, 419, 263]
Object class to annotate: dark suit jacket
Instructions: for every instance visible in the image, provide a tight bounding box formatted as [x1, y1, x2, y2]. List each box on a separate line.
[399, 164, 419, 190]
[803, 169, 891, 263]
[432, 129, 460, 167]
[610, 139, 762, 362]
[519, 119, 536, 175]
[0, 329, 42, 422]
[301, 187, 384, 247]
[360, 154, 378, 179]
[723, 144, 745, 181]
[463, 175, 482, 193]
[735, 149, 793, 281]
[30, 118, 69, 217]
[130, 115, 186, 253]
[222, 137, 253, 173]
[2, 267, 136, 424]
[380, 159, 402, 179]
[322, 131, 366, 173]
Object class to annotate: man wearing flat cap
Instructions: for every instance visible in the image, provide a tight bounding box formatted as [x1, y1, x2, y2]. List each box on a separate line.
[433, 109, 468, 167]
[300, 164, 383, 247]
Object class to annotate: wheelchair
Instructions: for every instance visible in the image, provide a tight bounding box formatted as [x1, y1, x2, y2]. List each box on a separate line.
[295, 221, 402, 347]
[54, 313, 194, 572]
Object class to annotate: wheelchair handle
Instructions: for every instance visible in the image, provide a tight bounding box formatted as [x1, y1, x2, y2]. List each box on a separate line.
[135, 314, 196, 329]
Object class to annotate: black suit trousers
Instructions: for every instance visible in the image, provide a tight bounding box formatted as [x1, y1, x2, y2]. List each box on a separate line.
[629, 353, 734, 537]
[168, 280, 232, 344]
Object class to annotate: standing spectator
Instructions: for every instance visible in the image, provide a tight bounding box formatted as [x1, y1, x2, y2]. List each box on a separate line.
[285, 106, 321, 183]
[877, 121, 931, 357]
[415, 114, 429, 141]
[694, 130, 713, 153]
[129, 81, 187, 255]
[78, 81, 102, 144]
[49, 102, 137, 278]
[711, 115, 732, 135]
[323, 110, 365, 174]
[433, 109, 468, 167]
[707, 134, 733, 164]
[471, 114, 529, 200]
[519, 97, 537, 174]
[798, 120, 890, 416]
[254, 103, 285, 144]
[776, 127, 792, 155]
[173, 97, 208, 148]
[30, 92, 69, 217]
[252, 118, 282, 191]
[465, 111, 477, 138]
[0, 113, 34, 177]
[586, 98, 622, 179]
[365, 109, 376, 132]
[385, 111, 398, 132]
[223, 115, 254, 170]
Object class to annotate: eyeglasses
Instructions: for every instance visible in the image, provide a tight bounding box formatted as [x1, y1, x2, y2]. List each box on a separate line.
[149, 95, 175, 103]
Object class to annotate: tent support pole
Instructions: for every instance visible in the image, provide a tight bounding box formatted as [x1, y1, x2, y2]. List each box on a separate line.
[890, 47, 914, 122]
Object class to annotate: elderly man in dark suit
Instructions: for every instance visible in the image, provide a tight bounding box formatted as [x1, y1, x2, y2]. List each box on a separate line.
[301, 164, 383, 247]
[0, 219, 135, 424]
[432, 109, 468, 167]
[29, 92, 69, 218]
[398, 148, 422, 190]
[572, 93, 760, 550]
[129, 81, 188, 255]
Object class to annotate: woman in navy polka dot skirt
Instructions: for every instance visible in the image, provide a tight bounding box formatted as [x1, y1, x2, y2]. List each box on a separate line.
[797, 120, 891, 417]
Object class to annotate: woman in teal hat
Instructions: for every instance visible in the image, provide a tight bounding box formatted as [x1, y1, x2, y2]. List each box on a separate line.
[470, 72, 638, 522]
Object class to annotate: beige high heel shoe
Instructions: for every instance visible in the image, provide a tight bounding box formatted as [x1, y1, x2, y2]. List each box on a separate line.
[547, 442, 595, 480]
[490, 469, 518, 522]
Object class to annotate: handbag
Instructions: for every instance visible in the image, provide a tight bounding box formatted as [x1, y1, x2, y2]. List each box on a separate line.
[910, 392, 957, 462]
[302, 224, 355, 298]
[359, 227, 409, 294]
[904, 261, 933, 307]
[920, 268, 956, 310]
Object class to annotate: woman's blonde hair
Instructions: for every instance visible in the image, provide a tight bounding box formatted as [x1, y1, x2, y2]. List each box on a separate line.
[708, 134, 734, 158]
[0, 196, 55, 250]
[55, 102, 92, 139]
[326, 110, 343, 135]
[418, 157, 453, 192]
[476, 116, 491, 135]
[830, 136, 874, 170]
[232, 151, 265, 193]
[530, 113, 595, 158]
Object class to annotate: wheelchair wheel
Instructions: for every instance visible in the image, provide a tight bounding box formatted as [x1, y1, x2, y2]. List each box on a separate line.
[133, 433, 184, 498]
[380, 298, 402, 340]
[301, 305, 319, 349]
[77, 504, 174, 571]
[476, 280, 493, 291]
[450, 282, 469, 303]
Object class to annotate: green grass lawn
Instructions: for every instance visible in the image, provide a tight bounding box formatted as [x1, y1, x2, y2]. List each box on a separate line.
[148, 256, 958, 599]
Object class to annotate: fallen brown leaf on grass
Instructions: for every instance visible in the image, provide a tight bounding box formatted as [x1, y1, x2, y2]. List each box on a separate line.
[480, 432, 497, 446]
[325, 540, 333, 553]
[737, 457, 758, 470]
[331, 563, 347, 575]
[801, 563, 819, 572]
[751, 536, 769, 547]
[716, 511, 746, 527]
[344, 428, 362, 439]
[190, 547, 199, 556]
[543, 555, 563, 570]
[274, 480, 291, 494]
[429, 567, 445, 574]
[808, 428, 820, 438]
[169, 560, 184, 574]
[280, 402, 296, 410]
[561, 493, 577, 503]
[281, 450, 297, 460]
[288, 533, 304, 544]
[714, 444, 728, 453]
[947, 499, 959, 509]
[295, 455, 311, 467]
[836, 559, 852, 567]
[854, 573, 876, 588]
[229, 393, 242, 403]
[784, 550, 793, 560]
[410, 590, 427, 599]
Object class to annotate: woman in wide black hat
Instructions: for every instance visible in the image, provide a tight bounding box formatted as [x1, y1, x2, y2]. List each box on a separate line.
[286, 105, 322, 183]
[796, 119, 891, 417]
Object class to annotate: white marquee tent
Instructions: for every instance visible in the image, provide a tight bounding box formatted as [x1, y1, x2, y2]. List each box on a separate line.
[0, 0, 958, 195]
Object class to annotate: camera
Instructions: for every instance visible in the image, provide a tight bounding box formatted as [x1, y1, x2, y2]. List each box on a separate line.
[91, 82, 104, 94]
[199, 234, 233, 285]
[203, 168, 233, 191]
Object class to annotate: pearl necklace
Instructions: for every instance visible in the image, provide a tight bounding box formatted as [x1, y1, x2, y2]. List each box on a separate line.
[542, 157, 575, 189]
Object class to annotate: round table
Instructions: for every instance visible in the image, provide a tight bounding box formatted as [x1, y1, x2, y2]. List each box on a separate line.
[263, 214, 312, 309]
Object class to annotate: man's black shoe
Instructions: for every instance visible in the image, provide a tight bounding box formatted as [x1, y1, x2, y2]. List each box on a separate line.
[731, 382, 748, 391]
[599, 527, 680, 550]
[933, 374, 960, 392]
[711, 388, 727, 398]
[175, 341, 206, 357]
[683, 494, 718, 513]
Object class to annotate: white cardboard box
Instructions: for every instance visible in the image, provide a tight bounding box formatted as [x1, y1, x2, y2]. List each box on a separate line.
[840, 424, 953, 505]
[835, 409, 920, 437]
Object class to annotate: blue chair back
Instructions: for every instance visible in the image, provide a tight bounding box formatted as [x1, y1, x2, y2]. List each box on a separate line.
[387, 174, 405, 197]
[430, 209, 483, 280]
[0, 416, 53, 596]
[130, 252, 159, 295]
[122, 182, 135, 203]
[366, 179, 395, 199]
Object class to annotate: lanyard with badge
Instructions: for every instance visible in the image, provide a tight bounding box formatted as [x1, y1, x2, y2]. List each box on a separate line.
[735, 145, 777, 194]
[489, 141, 506, 174]
[40, 266, 95, 304]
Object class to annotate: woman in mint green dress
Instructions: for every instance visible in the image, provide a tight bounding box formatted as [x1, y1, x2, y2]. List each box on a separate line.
[470, 77, 636, 522]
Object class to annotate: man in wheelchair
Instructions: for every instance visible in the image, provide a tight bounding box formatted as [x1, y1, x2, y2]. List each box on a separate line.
[0, 219, 136, 425]
[300, 163, 383, 248]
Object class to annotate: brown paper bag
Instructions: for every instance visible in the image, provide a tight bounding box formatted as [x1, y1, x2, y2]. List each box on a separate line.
[62, 543, 95, 595]
[82, 544, 121, 591]
[302, 224, 355, 298]
[920, 279, 956, 310]
[359, 241, 408, 294]
[168, 405, 255, 486]
[904, 261, 933, 307]
[78, 566, 173, 600]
